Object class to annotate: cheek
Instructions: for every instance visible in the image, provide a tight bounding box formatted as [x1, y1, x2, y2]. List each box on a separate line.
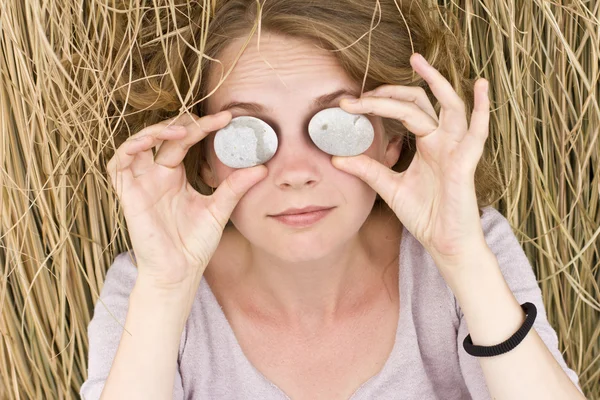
[336, 170, 378, 205]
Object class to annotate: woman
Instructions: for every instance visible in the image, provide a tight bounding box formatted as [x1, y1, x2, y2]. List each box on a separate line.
[80, 1, 584, 399]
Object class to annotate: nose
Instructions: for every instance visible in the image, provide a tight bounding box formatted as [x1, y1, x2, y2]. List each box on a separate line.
[268, 130, 323, 190]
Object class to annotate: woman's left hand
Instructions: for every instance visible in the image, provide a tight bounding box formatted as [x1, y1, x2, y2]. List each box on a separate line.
[335, 52, 491, 269]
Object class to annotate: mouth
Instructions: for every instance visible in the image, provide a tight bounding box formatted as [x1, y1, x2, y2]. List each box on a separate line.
[268, 206, 335, 227]
[270, 205, 334, 217]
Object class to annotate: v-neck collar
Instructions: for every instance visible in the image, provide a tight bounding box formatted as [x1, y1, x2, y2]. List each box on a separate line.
[200, 225, 408, 399]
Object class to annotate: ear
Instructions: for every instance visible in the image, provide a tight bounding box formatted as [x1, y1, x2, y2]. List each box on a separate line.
[198, 143, 218, 188]
[199, 159, 217, 188]
[383, 135, 402, 168]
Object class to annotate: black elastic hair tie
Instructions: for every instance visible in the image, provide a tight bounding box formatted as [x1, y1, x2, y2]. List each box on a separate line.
[463, 302, 537, 357]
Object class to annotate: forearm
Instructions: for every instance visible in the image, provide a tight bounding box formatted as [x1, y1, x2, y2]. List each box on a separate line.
[438, 247, 585, 400]
[100, 276, 193, 400]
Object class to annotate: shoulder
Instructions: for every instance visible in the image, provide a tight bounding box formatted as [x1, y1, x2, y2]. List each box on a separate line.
[478, 206, 534, 276]
[479, 205, 516, 242]
[96, 250, 139, 297]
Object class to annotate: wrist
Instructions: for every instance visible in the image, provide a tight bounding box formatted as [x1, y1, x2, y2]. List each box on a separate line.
[134, 261, 206, 297]
[132, 274, 199, 328]
[430, 238, 491, 266]
[431, 242, 496, 284]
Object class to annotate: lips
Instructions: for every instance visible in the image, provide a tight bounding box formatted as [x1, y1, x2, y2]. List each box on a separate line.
[271, 205, 334, 216]
[268, 207, 334, 228]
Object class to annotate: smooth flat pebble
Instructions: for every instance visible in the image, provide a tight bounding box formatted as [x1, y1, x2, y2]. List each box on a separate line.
[214, 116, 278, 168]
[308, 107, 374, 156]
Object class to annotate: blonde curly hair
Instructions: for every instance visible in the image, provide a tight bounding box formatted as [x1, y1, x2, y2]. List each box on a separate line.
[109, 0, 503, 215]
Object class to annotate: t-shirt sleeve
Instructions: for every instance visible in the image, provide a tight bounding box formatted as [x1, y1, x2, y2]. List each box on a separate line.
[454, 206, 584, 400]
[79, 251, 185, 400]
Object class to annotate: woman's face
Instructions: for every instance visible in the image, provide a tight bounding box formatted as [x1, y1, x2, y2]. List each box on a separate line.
[201, 33, 401, 262]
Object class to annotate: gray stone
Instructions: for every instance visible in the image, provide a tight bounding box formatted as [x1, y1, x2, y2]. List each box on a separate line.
[308, 107, 374, 156]
[214, 116, 278, 168]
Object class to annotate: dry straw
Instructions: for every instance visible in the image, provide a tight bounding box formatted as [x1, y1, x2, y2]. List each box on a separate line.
[1, 0, 599, 399]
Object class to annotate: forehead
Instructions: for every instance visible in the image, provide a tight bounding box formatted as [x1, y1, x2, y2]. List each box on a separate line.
[204, 33, 359, 114]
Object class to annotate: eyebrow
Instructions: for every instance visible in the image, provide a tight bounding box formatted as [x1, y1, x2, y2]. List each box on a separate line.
[218, 88, 360, 114]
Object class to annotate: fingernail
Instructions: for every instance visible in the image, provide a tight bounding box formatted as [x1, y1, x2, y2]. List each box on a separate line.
[344, 98, 359, 104]
[213, 110, 230, 118]
[415, 53, 428, 65]
[165, 125, 185, 132]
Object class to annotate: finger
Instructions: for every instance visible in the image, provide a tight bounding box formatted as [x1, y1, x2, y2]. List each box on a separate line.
[125, 111, 202, 140]
[124, 112, 220, 177]
[409, 53, 469, 140]
[463, 79, 490, 162]
[154, 111, 232, 168]
[106, 138, 145, 193]
[208, 165, 268, 227]
[107, 167, 135, 208]
[410, 53, 466, 113]
[339, 96, 438, 137]
[127, 118, 175, 140]
[106, 135, 155, 178]
[109, 123, 177, 177]
[128, 126, 189, 177]
[331, 154, 400, 207]
[126, 113, 203, 174]
[361, 85, 438, 122]
[106, 117, 201, 195]
[107, 126, 187, 181]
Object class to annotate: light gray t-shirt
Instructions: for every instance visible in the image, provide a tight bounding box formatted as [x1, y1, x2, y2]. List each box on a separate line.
[80, 206, 583, 399]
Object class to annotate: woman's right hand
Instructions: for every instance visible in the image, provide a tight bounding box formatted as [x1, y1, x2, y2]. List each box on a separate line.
[106, 110, 267, 293]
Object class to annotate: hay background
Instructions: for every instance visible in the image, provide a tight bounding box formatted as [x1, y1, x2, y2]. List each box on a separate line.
[0, 0, 598, 398]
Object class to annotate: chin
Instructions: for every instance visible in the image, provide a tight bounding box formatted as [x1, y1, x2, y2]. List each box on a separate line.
[271, 235, 339, 263]
[240, 219, 358, 263]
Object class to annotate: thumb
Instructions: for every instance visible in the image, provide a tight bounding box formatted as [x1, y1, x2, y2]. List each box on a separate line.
[331, 155, 398, 205]
[210, 165, 268, 226]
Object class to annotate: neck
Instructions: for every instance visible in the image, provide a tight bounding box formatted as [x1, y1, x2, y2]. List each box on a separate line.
[232, 203, 402, 331]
